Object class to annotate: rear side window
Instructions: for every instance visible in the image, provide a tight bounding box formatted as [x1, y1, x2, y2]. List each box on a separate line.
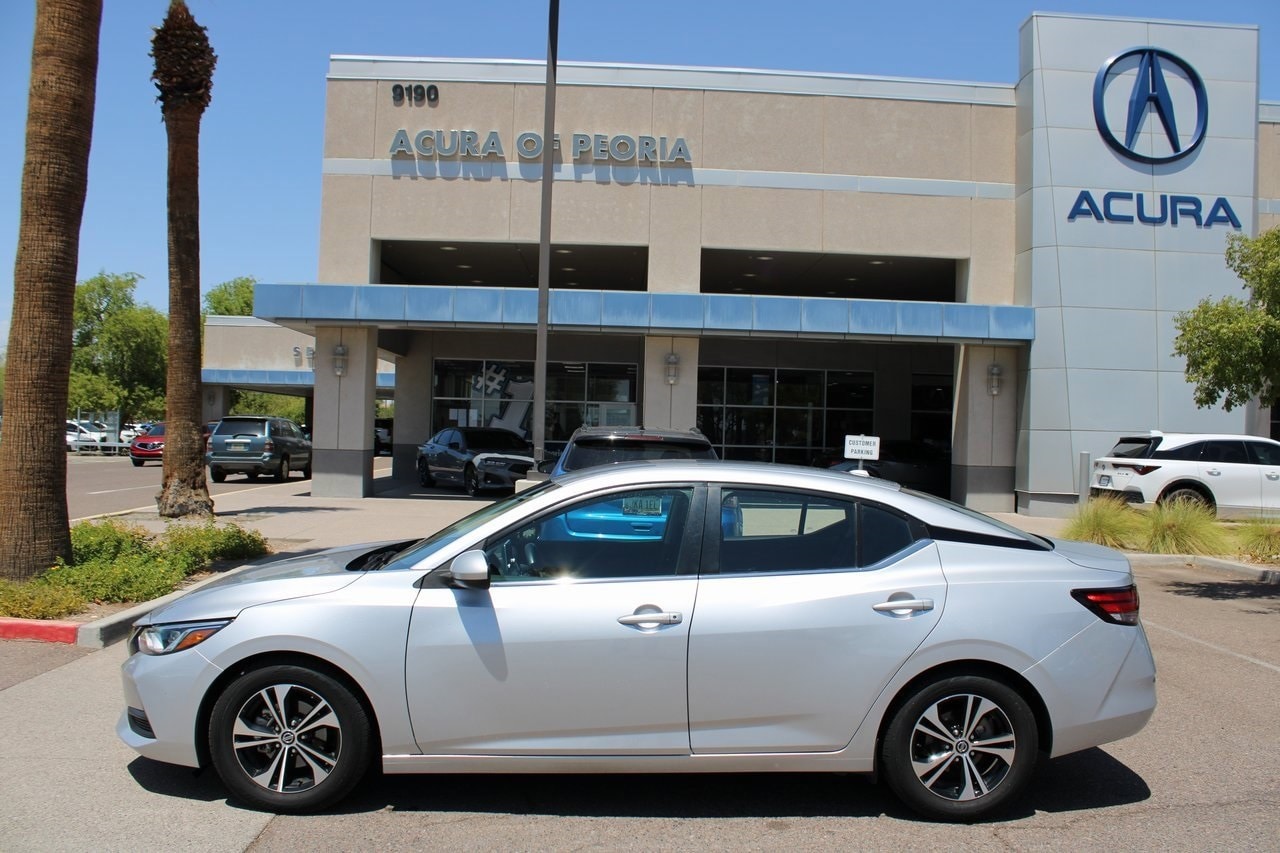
[216, 419, 267, 437]
[1152, 441, 1205, 461]
[1202, 441, 1248, 464]
[563, 438, 715, 471]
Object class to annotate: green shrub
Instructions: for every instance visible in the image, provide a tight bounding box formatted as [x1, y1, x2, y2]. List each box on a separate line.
[1138, 499, 1231, 555]
[0, 580, 87, 619]
[1235, 519, 1280, 562]
[37, 553, 185, 604]
[1063, 497, 1141, 549]
[159, 522, 270, 575]
[70, 519, 151, 564]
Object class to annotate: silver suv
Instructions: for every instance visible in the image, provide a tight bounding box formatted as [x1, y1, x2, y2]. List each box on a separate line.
[1090, 431, 1280, 517]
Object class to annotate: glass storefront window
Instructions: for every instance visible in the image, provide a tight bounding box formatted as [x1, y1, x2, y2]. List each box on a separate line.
[827, 371, 874, 409]
[588, 363, 636, 402]
[726, 368, 775, 407]
[776, 369, 823, 407]
[697, 366, 724, 405]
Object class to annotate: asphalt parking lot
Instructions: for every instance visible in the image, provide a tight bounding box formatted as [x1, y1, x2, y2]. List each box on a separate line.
[1, 552, 1277, 851]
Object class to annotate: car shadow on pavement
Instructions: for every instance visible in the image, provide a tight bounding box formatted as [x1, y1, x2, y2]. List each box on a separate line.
[126, 758, 231, 804]
[320, 747, 1146, 821]
[1160, 578, 1280, 604]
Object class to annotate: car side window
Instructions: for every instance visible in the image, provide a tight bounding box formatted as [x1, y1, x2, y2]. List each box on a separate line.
[718, 489, 857, 574]
[485, 487, 694, 582]
[1152, 441, 1205, 461]
[1246, 441, 1280, 466]
[1203, 440, 1248, 464]
[859, 503, 919, 567]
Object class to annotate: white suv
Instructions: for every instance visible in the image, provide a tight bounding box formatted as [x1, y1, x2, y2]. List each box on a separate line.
[1090, 431, 1280, 517]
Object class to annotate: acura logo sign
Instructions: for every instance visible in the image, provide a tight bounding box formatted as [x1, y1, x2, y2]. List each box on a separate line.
[1092, 47, 1208, 165]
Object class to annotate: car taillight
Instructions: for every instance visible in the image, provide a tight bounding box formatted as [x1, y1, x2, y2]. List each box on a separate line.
[1113, 463, 1161, 476]
[264, 439, 274, 451]
[1072, 585, 1140, 625]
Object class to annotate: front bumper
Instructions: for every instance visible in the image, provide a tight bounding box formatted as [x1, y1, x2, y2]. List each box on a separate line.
[118, 644, 222, 768]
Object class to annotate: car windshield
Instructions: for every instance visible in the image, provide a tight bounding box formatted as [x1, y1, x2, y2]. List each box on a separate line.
[375, 480, 560, 571]
[144, 423, 165, 436]
[901, 488, 1052, 550]
[561, 438, 715, 471]
[461, 429, 529, 451]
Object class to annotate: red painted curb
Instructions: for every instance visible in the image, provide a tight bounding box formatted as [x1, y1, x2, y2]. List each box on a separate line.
[0, 618, 79, 644]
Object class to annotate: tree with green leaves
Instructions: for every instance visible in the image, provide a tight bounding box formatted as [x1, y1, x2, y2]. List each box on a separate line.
[1174, 228, 1280, 411]
[69, 272, 168, 422]
[152, 0, 216, 518]
[0, 0, 103, 581]
[203, 276, 256, 316]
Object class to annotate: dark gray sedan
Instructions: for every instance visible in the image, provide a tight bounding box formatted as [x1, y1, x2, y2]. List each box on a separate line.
[416, 427, 534, 495]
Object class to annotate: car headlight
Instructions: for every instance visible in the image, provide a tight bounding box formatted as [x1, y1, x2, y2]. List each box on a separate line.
[133, 620, 231, 655]
[478, 458, 507, 467]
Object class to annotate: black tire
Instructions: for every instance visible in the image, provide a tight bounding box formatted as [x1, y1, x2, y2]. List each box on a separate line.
[246, 472, 259, 482]
[880, 675, 1038, 821]
[417, 459, 434, 488]
[131, 458, 144, 467]
[463, 464, 480, 497]
[276, 457, 290, 482]
[208, 664, 372, 814]
[302, 460, 312, 480]
[1162, 487, 1212, 509]
[211, 467, 227, 483]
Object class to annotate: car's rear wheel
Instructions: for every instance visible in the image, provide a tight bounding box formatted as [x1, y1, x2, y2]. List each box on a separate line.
[880, 675, 1038, 821]
[463, 464, 480, 497]
[1161, 487, 1212, 510]
[417, 458, 434, 487]
[210, 467, 226, 483]
[208, 664, 372, 814]
[276, 457, 290, 482]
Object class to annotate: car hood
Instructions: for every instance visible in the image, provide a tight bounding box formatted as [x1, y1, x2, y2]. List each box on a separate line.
[473, 451, 535, 465]
[136, 540, 397, 625]
[1049, 538, 1132, 574]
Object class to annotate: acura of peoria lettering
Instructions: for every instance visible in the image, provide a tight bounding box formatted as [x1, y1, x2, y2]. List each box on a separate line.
[389, 129, 692, 164]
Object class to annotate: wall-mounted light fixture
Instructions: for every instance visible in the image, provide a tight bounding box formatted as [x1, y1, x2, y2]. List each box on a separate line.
[665, 352, 680, 385]
[988, 363, 1003, 396]
[333, 344, 349, 378]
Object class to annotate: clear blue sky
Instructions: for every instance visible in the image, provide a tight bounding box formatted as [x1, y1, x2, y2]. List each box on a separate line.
[2, 0, 1278, 349]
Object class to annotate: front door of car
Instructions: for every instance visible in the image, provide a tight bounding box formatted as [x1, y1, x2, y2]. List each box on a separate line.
[429, 429, 460, 485]
[405, 485, 701, 755]
[687, 487, 946, 754]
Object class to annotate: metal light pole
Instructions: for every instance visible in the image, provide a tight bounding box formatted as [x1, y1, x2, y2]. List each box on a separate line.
[532, 0, 559, 464]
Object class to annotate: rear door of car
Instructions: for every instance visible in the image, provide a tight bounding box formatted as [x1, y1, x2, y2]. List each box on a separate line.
[686, 485, 946, 753]
[1246, 440, 1280, 516]
[1197, 440, 1260, 512]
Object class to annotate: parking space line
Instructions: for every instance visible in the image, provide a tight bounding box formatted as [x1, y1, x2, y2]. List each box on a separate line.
[1144, 620, 1280, 675]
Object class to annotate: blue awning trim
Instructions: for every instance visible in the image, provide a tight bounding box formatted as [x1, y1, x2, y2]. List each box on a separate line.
[254, 283, 1034, 342]
[202, 369, 396, 390]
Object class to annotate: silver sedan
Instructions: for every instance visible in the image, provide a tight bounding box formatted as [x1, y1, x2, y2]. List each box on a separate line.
[118, 460, 1155, 821]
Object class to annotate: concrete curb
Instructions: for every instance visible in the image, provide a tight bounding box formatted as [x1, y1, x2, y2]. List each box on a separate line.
[3, 561, 265, 649]
[1127, 552, 1280, 583]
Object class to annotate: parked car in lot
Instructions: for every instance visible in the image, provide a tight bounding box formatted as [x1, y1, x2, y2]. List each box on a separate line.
[548, 425, 717, 476]
[374, 417, 394, 455]
[1090, 430, 1280, 517]
[206, 416, 312, 482]
[65, 420, 104, 451]
[118, 460, 1155, 820]
[416, 427, 534, 495]
[129, 422, 166, 466]
[119, 423, 145, 443]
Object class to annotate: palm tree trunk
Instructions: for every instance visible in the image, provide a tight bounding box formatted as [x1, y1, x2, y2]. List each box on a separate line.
[0, 0, 102, 580]
[155, 102, 213, 518]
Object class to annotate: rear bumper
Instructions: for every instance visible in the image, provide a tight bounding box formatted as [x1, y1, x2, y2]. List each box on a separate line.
[1089, 487, 1148, 506]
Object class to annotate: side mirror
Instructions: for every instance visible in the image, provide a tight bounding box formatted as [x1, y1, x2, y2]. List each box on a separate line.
[447, 549, 490, 589]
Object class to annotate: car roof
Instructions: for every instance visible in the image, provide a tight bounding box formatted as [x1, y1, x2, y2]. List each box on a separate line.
[567, 425, 710, 442]
[1112, 432, 1279, 448]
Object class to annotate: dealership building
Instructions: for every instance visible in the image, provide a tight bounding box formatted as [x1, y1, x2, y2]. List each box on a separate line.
[201, 11, 1279, 514]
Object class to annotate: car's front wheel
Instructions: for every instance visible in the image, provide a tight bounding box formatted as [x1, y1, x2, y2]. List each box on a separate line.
[208, 664, 372, 814]
[880, 675, 1038, 821]
[131, 458, 144, 467]
[417, 458, 434, 487]
[463, 464, 480, 497]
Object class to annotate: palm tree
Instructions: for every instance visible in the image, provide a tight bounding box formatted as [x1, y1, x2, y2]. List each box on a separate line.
[151, 0, 215, 518]
[0, 0, 103, 581]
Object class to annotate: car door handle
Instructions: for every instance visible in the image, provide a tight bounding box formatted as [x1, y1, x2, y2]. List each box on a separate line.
[618, 612, 682, 626]
[1268, 472, 1280, 480]
[873, 598, 934, 614]
[1206, 468, 1221, 476]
